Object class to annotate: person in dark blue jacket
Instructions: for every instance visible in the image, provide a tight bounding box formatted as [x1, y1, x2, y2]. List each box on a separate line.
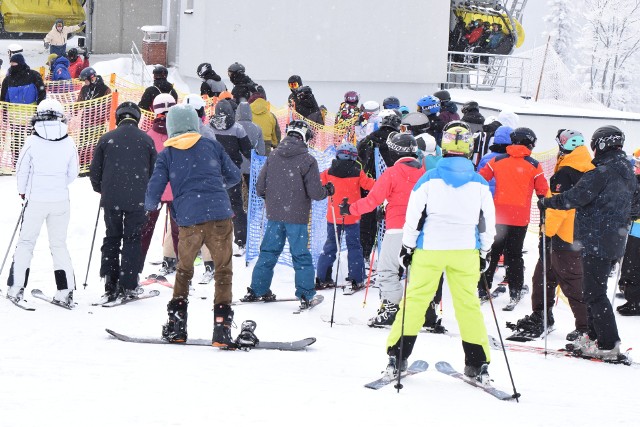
[145, 104, 241, 348]
[540, 125, 638, 361]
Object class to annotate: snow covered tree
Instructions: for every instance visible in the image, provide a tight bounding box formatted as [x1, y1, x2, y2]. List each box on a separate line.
[543, 0, 576, 68]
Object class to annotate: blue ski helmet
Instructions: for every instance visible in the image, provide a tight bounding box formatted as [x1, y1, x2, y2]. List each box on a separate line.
[417, 95, 440, 115]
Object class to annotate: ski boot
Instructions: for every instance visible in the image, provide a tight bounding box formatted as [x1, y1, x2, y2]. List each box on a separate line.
[235, 320, 259, 350]
[464, 364, 491, 386]
[314, 278, 335, 290]
[212, 304, 235, 349]
[119, 288, 139, 302]
[158, 257, 177, 276]
[367, 300, 399, 328]
[344, 279, 364, 294]
[240, 287, 276, 302]
[298, 294, 322, 311]
[199, 262, 214, 284]
[617, 301, 640, 316]
[53, 289, 75, 307]
[162, 297, 188, 343]
[6, 285, 25, 303]
[383, 355, 408, 382]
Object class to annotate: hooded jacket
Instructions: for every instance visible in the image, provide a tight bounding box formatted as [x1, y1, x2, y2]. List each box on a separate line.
[68, 56, 89, 79]
[250, 98, 279, 150]
[461, 108, 485, 133]
[320, 159, 375, 225]
[294, 93, 323, 125]
[51, 56, 71, 81]
[256, 135, 329, 224]
[438, 101, 460, 124]
[546, 149, 637, 259]
[90, 121, 157, 211]
[544, 145, 594, 251]
[230, 73, 260, 103]
[16, 120, 78, 202]
[146, 115, 173, 202]
[210, 100, 252, 168]
[77, 75, 111, 101]
[200, 70, 227, 97]
[145, 131, 241, 227]
[236, 102, 265, 174]
[138, 78, 178, 111]
[479, 144, 548, 226]
[349, 157, 425, 230]
[403, 156, 495, 252]
[0, 63, 46, 104]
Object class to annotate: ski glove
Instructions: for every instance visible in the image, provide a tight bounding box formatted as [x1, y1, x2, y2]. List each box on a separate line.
[398, 245, 414, 278]
[339, 199, 351, 216]
[324, 182, 335, 197]
[480, 250, 491, 273]
[44, 41, 50, 49]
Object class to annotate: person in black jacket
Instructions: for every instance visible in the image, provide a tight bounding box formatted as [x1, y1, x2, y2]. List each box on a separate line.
[287, 75, 302, 107]
[228, 62, 262, 103]
[540, 126, 638, 361]
[197, 62, 227, 98]
[460, 101, 485, 134]
[293, 85, 323, 124]
[0, 54, 46, 104]
[89, 102, 157, 302]
[77, 67, 111, 101]
[138, 65, 178, 111]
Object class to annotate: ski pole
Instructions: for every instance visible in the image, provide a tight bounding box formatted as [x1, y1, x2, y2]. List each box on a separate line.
[0, 201, 27, 278]
[362, 241, 376, 308]
[482, 268, 521, 402]
[82, 205, 101, 289]
[610, 232, 629, 306]
[328, 196, 345, 328]
[541, 212, 548, 357]
[394, 266, 410, 393]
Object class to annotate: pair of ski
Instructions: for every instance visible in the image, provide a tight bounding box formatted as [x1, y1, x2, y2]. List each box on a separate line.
[91, 289, 161, 307]
[364, 360, 515, 400]
[488, 335, 635, 366]
[320, 315, 453, 336]
[140, 274, 173, 288]
[8, 289, 78, 311]
[232, 294, 324, 314]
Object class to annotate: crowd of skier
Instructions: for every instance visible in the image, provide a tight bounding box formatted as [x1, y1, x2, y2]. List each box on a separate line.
[3, 57, 640, 384]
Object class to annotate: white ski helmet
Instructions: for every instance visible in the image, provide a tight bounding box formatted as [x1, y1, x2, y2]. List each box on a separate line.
[35, 98, 65, 122]
[182, 93, 206, 111]
[152, 93, 177, 115]
[8, 43, 23, 57]
[415, 132, 438, 156]
[361, 100, 380, 114]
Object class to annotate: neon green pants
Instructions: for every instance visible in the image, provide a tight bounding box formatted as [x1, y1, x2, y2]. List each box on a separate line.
[386, 249, 490, 365]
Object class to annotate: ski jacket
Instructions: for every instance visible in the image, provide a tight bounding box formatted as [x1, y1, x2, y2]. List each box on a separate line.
[349, 157, 425, 230]
[543, 145, 594, 251]
[256, 135, 329, 224]
[0, 64, 46, 104]
[147, 116, 173, 202]
[438, 101, 460, 124]
[335, 102, 360, 124]
[294, 95, 324, 125]
[200, 72, 227, 97]
[546, 149, 637, 260]
[68, 56, 89, 79]
[236, 102, 265, 175]
[77, 75, 111, 101]
[479, 144, 548, 226]
[426, 114, 445, 145]
[51, 56, 71, 81]
[90, 121, 157, 211]
[138, 78, 178, 111]
[16, 122, 78, 203]
[465, 27, 485, 44]
[461, 109, 485, 134]
[476, 126, 512, 196]
[44, 24, 82, 47]
[402, 156, 495, 252]
[230, 74, 261, 103]
[357, 126, 396, 175]
[250, 98, 279, 151]
[471, 120, 501, 166]
[145, 132, 240, 226]
[320, 159, 375, 225]
[210, 102, 252, 169]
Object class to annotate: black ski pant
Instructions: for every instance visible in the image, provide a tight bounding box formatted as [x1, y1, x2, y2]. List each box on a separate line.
[479, 224, 527, 294]
[100, 208, 146, 291]
[582, 253, 621, 350]
[227, 183, 246, 247]
[620, 235, 640, 303]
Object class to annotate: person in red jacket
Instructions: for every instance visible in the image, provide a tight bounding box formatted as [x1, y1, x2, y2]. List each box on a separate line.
[316, 143, 375, 292]
[478, 127, 549, 308]
[66, 48, 89, 79]
[340, 133, 425, 326]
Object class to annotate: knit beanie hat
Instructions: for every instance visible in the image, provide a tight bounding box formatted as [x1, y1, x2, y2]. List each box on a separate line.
[166, 104, 200, 138]
[10, 53, 26, 66]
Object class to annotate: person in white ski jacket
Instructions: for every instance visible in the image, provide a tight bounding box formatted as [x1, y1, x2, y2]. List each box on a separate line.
[6, 99, 79, 306]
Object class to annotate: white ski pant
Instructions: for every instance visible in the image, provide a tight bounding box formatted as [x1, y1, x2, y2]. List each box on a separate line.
[377, 231, 404, 304]
[11, 200, 75, 292]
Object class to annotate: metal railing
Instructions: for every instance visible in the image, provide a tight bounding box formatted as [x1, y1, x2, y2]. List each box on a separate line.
[130, 41, 153, 87]
[443, 50, 530, 93]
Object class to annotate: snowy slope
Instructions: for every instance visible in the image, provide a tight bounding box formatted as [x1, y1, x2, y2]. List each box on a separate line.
[1, 174, 640, 427]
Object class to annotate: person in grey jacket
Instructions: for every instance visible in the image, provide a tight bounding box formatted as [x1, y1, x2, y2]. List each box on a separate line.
[236, 101, 265, 182]
[241, 121, 334, 310]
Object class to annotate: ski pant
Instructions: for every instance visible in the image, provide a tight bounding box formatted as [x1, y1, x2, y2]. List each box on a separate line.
[376, 231, 405, 304]
[139, 202, 179, 268]
[7, 200, 75, 293]
[387, 249, 490, 367]
[620, 235, 640, 303]
[582, 253, 621, 349]
[250, 221, 315, 301]
[228, 183, 246, 247]
[100, 208, 145, 290]
[174, 218, 233, 305]
[316, 222, 365, 284]
[480, 224, 527, 294]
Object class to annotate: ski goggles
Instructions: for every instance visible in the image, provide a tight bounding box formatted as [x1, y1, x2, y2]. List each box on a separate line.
[288, 82, 300, 90]
[442, 129, 473, 148]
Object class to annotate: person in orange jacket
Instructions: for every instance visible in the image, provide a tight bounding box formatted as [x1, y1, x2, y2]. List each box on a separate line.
[478, 127, 549, 309]
[512, 130, 592, 340]
[316, 143, 375, 292]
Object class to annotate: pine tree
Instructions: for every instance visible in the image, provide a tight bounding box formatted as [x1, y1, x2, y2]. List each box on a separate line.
[543, 0, 576, 68]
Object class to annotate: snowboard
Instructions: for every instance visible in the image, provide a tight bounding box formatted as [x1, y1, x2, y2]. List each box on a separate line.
[364, 360, 428, 390]
[101, 290, 161, 308]
[140, 275, 173, 288]
[105, 329, 316, 351]
[435, 361, 516, 401]
[31, 289, 76, 310]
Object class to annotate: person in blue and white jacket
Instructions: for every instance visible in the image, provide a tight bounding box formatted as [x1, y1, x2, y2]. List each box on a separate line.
[6, 99, 78, 307]
[383, 125, 496, 382]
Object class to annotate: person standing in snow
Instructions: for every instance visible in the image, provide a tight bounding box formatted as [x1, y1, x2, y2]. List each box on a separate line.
[472, 110, 518, 167]
[460, 101, 485, 134]
[138, 65, 178, 111]
[433, 90, 460, 125]
[197, 62, 227, 98]
[539, 126, 638, 360]
[335, 91, 361, 125]
[287, 75, 302, 107]
[293, 85, 324, 125]
[228, 62, 262, 103]
[241, 120, 332, 310]
[145, 105, 241, 347]
[43, 18, 85, 57]
[66, 48, 89, 79]
[5, 99, 78, 307]
[382, 122, 496, 383]
[77, 67, 111, 101]
[235, 100, 265, 199]
[90, 102, 157, 303]
[248, 92, 281, 153]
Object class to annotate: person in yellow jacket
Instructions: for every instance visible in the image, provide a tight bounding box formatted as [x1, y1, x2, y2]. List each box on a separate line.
[513, 130, 593, 341]
[248, 92, 280, 153]
[44, 18, 85, 57]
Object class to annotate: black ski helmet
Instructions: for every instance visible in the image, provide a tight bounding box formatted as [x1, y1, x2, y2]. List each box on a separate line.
[228, 62, 245, 75]
[461, 101, 479, 114]
[115, 101, 141, 124]
[433, 90, 451, 102]
[153, 65, 168, 79]
[590, 125, 625, 154]
[510, 127, 537, 148]
[197, 63, 212, 78]
[66, 48, 78, 62]
[79, 67, 97, 82]
[380, 112, 402, 131]
[387, 132, 418, 163]
[383, 96, 400, 109]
